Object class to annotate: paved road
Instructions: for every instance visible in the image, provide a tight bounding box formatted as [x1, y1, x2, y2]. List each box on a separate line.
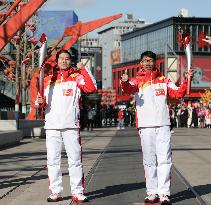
[0, 127, 210, 205]
[172, 128, 211, 205]
[84, 128, 199, 205]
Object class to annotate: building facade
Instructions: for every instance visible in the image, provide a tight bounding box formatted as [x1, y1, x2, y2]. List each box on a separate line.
[98, 14, 147, 89]
[113, 16, 211, 100]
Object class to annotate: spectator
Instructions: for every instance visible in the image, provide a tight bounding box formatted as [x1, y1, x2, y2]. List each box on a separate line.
[117, 108, 125, 129]
[87, 106, 96, 131]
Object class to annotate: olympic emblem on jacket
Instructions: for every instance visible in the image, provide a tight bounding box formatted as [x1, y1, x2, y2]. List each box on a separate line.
[62, 88, 73, 96]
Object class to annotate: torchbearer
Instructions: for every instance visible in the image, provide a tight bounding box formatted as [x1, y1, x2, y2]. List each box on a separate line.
[36, 50, 97, 203]
[121, 51, 193, 205]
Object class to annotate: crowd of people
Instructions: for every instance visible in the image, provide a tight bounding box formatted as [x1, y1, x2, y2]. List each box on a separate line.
[169, 102, 211, 129]
[80, 104, 136, 131]
[80, 102, 211, 131]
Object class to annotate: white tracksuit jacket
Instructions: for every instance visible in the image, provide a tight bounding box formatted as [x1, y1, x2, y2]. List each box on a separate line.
[121, 69, 188, 128]
[42, 66, 97, 129]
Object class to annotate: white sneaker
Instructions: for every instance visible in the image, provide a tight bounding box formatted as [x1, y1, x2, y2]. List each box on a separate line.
[72, 193, 88, 203]
[47, 193, 62, 202]
[170, 130, 174, 134]
[144, 194, 159, 203]
[117, 127, 120, 129]
[159, 195, 171, 205]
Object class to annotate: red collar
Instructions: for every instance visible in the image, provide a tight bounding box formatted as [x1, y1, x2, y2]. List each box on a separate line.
[144, 69, 159, 80]
[55, 67, 75, 80]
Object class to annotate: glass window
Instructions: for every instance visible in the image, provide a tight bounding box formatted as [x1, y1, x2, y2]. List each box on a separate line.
[118, 71, 121, 80]
[132, 68, 135, 77]
[113, 72, 116, 80]
[198, 25, 203, 52]
[127, 69, 130, 78]
[118, 87, 121, 95]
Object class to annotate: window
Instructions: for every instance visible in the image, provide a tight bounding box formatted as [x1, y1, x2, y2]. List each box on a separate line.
[113, 72, 116, 80]
[118, 71, 121, 80]
[132, 68, 135, 77]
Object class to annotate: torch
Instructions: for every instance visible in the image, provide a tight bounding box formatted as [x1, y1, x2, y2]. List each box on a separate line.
[38, 33, 47, 97]
[183, 28, 192, 95]
[38, 33, 47, 119]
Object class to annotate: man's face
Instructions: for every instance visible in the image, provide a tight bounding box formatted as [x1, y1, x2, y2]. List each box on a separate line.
[140, 56, 155, 70]
[57, 53, 71, 70]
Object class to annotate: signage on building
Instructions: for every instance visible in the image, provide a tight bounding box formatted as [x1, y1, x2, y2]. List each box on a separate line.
[111, 49, 120, 64]
[182, 56, 211, 88]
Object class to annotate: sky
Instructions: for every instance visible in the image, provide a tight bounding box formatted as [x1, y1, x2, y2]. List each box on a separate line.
[41, 0, 211, 35]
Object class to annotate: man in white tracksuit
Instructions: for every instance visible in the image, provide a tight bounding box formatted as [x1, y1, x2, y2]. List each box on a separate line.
[37, 50, 97, 203]
[121, 51, 193, 205]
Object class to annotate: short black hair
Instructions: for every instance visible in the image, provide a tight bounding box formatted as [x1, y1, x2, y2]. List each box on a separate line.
[140, 51, 156, 61]
[56, 49, 72, 61]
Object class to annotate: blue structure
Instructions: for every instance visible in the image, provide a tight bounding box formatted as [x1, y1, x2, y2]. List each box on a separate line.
[35, 10, 78, 45]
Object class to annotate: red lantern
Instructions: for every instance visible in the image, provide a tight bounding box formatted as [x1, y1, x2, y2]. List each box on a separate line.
[8, 60, 16, 66]
[8, 67, 14, 73]
[8, 73, 15, 79]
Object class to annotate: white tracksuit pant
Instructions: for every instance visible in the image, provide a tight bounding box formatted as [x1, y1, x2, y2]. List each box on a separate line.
[46, 129, 84, 195]
[139, 126, 172, 196]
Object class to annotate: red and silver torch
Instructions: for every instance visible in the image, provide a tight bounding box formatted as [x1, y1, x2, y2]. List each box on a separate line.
[38, 33, 47, 97]
[183, 29, 192, 95]
[38, 33, 47, 119]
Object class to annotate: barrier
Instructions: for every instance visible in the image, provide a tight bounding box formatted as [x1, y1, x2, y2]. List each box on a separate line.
[0, 130, 23, 148]
[0, 120, 45, 138]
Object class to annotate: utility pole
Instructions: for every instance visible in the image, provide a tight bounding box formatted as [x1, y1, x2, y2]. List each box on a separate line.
[21, 31, 27, 114]
[15, 36, 20, 113]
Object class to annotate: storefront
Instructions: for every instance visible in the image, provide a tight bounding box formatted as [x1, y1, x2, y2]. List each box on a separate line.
[112, 16, 211, 100]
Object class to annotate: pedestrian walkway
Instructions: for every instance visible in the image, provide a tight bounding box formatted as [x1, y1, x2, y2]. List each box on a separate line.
[0, 128, 114, 205]
[0, 127, 211, 205]
[84, 127, 199, 205]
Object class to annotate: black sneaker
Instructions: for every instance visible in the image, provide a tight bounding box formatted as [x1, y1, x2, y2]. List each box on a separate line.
[160, 195, 171, 205]
[144, 194, 159, 203]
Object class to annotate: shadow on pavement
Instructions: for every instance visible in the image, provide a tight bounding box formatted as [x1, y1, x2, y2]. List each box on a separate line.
[171, 184, 211, 203]
[86, 182, 145, 201]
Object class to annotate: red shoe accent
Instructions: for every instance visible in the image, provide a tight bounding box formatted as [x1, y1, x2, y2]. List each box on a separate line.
[71, 195, 88, 203]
